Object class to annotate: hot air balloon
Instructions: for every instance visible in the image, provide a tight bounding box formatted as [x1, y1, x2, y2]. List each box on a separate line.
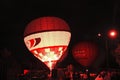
[72, 41, 98, 67]
[23, 16, 71, 77]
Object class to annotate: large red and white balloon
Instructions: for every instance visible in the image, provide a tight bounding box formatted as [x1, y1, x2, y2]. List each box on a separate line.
[24, 17, 71, 70]
[72, 41, 98, 67]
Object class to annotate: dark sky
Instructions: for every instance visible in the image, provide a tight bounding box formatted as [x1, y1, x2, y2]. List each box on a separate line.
[1, 0, 120, 47]
[1, 0, 120, 70]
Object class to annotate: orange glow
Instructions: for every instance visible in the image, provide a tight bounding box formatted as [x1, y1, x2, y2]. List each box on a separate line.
[110, 32, 115, 36]
[32, 46, 67, 70]
[108, 29, 118, 39]
[24, 31, 70, 70]
[24, 17, 71, 71]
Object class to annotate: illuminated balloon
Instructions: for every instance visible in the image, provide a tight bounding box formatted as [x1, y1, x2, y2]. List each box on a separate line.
[72, 41, 98, 67]
[24, 16, 71, 71]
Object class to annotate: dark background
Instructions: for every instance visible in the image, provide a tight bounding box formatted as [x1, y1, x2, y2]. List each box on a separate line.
[1, 0, 120, 72]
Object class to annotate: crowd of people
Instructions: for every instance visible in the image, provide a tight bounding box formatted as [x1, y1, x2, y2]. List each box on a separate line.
[0, 42, 120, 80]
[17, 64, 120, 80]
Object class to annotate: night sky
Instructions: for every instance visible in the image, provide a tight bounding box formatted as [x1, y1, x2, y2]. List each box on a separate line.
[1, 0, 120, 71]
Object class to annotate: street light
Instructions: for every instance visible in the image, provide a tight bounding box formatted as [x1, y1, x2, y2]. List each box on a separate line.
[108, 29, 118, 39]
[97, 29, 119, 68]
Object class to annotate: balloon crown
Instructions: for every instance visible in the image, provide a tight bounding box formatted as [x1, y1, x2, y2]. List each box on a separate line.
[24, 16, 70, 37]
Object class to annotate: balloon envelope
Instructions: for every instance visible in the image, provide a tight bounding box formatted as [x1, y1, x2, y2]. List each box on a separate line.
[72, 41, 98, 67]
[24, 17, 71, 70]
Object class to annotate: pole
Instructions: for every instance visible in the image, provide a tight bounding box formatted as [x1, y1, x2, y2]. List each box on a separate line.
[105, 38, 109, 68]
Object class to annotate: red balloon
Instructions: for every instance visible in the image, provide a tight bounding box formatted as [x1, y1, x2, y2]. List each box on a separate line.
[72, 41, 98, 67]
[23, 16, 71, 70]
[24, 16, 70, 36]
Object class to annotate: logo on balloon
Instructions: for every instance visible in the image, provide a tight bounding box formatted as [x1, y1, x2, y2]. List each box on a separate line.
[25, 38, 41, 49]
[72, 41, 98, 67]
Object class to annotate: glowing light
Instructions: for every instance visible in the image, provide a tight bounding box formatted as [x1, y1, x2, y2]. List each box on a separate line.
[24, 17, 71, 72]
[25, 34, 69, 70]
[110, 32, 115, 36]
[97, 33, 101, 37]
[24, 31, 70, 70]
[31, 46, 66, 70]
[108, 29, 118, 39]
[109, 31, 116, 37]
